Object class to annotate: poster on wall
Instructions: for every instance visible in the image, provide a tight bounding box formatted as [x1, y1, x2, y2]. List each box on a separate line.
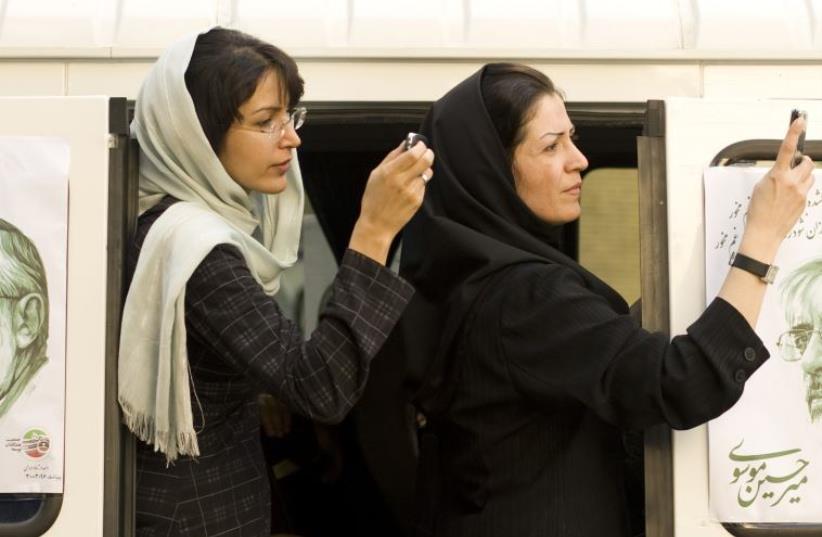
[706, 166, 822, 523]
[0, 137, 69, 493]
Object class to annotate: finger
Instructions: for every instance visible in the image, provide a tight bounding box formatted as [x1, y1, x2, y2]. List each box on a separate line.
[404, 150, 435, 181]
[794, 155, 815, 180]
[799, 164, 816, 197]
[383, 142, 429, 175]
[413, 174, 427, 199]
[775, 116, 806, 170]
[421, 166, 434, 184]
[378, 141, 406, 166]
[406, 171, 427, 203]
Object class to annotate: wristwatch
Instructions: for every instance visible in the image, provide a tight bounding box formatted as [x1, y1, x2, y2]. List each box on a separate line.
[729, 252, 779, 284]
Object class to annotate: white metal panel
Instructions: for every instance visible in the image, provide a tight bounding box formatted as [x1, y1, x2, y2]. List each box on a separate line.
[0, 63, 65, 95]
[544, 63, 700, 101]
[66, 61, 151, 99]
[298, 60, 701, 102]
[663, 97, 822, 536]
[813, 0, 822, 47]
[693, 0, 813, 50]
[233, 0, 347, 49]
[110, 0, 216, 51]
[1, 0, 822, 58]
[581, 0, 681, 50]
[703, 65, 822, 99]
[298, 60, 480, 101]
[0, 0, 102, 48]
[464, 0, 568, 49]
[0, 96, 111, 536]
[347, 0, 455, 48]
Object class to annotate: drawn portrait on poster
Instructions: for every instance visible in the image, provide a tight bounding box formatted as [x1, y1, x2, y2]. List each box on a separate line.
[0, 219, 50, 419]
[0, 137, 68, 493]
[706, 166, 822, 523]
[778, 256, 822, 425]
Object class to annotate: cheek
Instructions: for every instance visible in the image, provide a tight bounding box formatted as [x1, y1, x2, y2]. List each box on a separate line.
[219, 137, 259, 184]
[515, 160, 563, 206]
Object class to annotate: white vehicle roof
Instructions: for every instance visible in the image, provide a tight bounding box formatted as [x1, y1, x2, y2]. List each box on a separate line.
[0, 0, 820, 60]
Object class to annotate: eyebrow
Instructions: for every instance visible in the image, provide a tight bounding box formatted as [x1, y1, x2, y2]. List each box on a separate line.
[539, 126, 576, 140]
[251, 105, 284, 115]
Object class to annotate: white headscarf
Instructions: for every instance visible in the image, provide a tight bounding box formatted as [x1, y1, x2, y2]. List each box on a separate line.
[118, 29, 304, 462]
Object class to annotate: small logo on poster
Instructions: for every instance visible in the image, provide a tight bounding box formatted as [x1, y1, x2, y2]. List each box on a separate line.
[22, 428, 50, 460]
[4, 428, 51, 460]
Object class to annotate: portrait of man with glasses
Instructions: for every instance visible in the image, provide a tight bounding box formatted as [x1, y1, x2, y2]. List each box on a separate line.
[778, 255, 822, 423]
[0, 218, 49, 420]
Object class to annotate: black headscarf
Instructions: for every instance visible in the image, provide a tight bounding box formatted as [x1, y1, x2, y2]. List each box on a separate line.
[398, 65, 626, 413]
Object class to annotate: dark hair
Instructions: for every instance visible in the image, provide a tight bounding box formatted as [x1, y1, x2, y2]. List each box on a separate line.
[480, 63, 559, 162]
[184, 27, 305, 152]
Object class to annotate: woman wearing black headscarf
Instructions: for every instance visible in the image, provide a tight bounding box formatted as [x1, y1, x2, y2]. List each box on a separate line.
[398, 64, 814, 537]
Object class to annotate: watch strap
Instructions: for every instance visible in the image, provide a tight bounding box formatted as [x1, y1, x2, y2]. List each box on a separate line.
[729, 252, 779, 284]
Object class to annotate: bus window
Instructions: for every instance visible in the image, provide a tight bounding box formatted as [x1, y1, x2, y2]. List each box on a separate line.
[578, 167, 640, 305]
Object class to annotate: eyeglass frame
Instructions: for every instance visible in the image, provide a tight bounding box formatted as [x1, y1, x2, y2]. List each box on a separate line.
[230, 106, 307, 142]
[776, 325, 822, 362]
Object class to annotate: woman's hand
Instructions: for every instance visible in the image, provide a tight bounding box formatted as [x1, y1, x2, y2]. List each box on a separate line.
[741, 116, 815, 260]
[719, 116, 815, 328]
[349, 141, 435, 265]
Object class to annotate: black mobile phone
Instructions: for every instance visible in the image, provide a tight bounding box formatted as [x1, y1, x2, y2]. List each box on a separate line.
[790, 109, 807, 168]
[404, 132, 429, 151]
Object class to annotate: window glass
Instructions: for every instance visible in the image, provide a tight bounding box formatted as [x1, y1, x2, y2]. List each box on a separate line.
[578, 168, 640, 305]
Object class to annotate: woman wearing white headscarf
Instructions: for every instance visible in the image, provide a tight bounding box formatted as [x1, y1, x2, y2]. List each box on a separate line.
[118, 27, 433, 536]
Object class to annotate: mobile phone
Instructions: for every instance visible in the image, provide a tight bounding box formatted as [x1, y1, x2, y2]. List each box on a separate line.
[404, 132, 428, 151]
[790, 109, 807, 168]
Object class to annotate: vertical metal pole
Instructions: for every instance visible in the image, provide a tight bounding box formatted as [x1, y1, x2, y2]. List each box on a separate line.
[638, 99, 674, 537]
[103, 97, 137, 537]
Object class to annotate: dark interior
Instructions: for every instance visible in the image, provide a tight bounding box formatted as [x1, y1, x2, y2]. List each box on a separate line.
[299, 101, 644, 264]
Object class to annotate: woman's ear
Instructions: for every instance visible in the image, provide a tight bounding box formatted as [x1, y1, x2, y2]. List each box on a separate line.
[13, 293, 45, 350]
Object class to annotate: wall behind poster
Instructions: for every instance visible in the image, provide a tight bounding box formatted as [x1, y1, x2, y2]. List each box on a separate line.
[0, 137, 69, 493]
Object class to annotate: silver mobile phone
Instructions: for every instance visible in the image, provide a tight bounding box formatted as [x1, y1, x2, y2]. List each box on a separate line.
[404, 132, 428, 151]
[790, 109, 807, 168]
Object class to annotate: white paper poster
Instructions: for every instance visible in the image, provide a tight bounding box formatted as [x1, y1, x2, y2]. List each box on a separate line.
[0, 137, 69, 493]
[706, 166, 822, 523]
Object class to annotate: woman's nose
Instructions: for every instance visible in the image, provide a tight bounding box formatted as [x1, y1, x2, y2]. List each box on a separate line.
[280, 124, 301, 149]
[567, 140, 588, 173]
[801, 330, 822, 376]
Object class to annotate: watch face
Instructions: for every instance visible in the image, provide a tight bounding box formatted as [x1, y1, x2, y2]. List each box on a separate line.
[763, 265, 779, 284]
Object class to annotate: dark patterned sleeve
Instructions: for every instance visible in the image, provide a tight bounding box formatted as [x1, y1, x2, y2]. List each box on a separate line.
[498, 263, 769, 431]
[184, 246, 414, 423]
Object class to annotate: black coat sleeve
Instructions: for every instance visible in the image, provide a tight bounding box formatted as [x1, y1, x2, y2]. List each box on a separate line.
[498, 263, 769, 430]
[184, 246, 414, 424]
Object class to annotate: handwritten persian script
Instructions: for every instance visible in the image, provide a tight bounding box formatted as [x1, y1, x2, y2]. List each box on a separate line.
[729, 440, 810, 508]
[713, 187, 822, 259]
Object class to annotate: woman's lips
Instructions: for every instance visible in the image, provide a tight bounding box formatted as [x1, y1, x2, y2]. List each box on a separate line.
[271, 159, 291, 174]
[564, 182, 582, 196]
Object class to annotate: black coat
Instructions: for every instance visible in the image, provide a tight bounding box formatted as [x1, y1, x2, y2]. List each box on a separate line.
[426, 262, 767, 537]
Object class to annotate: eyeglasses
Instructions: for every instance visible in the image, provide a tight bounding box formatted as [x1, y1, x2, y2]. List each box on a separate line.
[777, 326, 822, 362]
[232, 107, 307, 142]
